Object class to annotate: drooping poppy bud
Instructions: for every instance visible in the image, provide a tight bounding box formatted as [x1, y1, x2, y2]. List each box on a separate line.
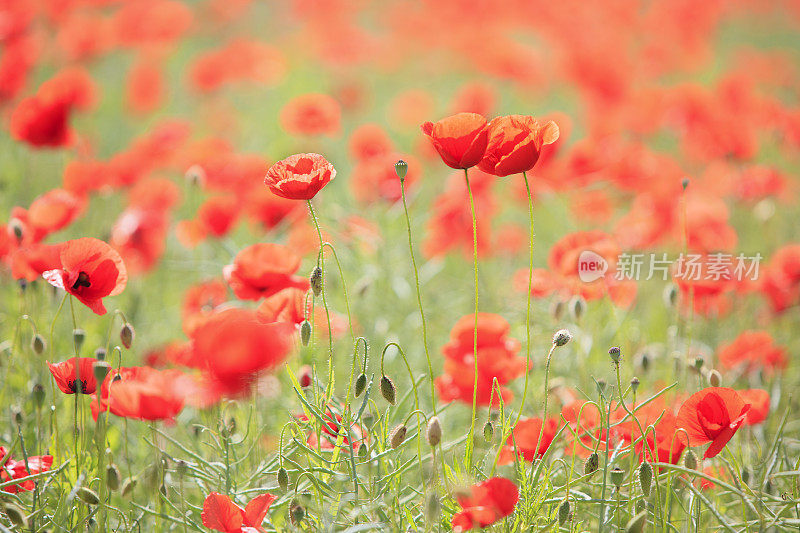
[300, 320, 312, 346]
[584, 452, 599, 475]
[77, 487, 100, 505]
[120, 323, 135, 349]
[558, 499, 570, 526]
[278, 467, 289, 491]
[380, 375, 396, 405]
[483, 420, 494, 442]
[31, 334, 46, 354]
[389, 424, 407, 449]
[354, 373, 367, 397]
[106, 464, 121, 491]
[426, 416, 441, 447]
[309, 266, 323, 297]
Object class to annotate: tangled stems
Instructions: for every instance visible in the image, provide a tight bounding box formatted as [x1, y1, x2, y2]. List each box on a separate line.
[514, 172, 535, 426]
[399, 176, 437, 416]
[306, 200, 335, 401]
[463, 169, 480, 470]
[525, 342, 557, 486]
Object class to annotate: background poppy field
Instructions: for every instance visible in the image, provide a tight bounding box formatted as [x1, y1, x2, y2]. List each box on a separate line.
[1, 1, 800, 531]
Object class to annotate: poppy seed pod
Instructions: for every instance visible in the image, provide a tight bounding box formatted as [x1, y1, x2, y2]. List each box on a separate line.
[2, 504, 26, 527]
[626, 510, 648, 533]
[630, 376, 640, 392]
[120, 323, 134, 349]
[94, 347, 107, 361]
[568, 296, 585, 321]
[684, 450, 698, 471]
[610, 466, 625, 489]
[426, 416, 442, 447]
[93, 361, 111, 384]
[73, 328, 86, 351]
[354, 373, 367, 397]
[558, 499, 571, 526]
[106, 464, 121, 491]
[309, 266, 323, 297]
[553, 329, 572, 347]
[31, 333, 46, 354]
[31, 383, 45, 409]
[584, 452, 599, 475]
[639, 462, 653, 497]
[278, 467, 289, 491]
[483, 420, 494, 442]
[185, 164, 206, 187]
[380, 375, 396, 405]
[77, 487, 100, 505]
[708, 369, 722, 387]
[300, 320, 312, 346]
[389, 424, 407, 449]
[395, 159, 408, 181]
[550, 300, 565, 320]
[609, 346, 621, 363]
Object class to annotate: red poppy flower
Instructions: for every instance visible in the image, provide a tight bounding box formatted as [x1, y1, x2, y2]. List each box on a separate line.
[498, 417, 559, 464]
[633, 413, 686, 465]
[176, 194, 240, 247]
[181, 279, 229, 336]
[739, 389, 770, 426]
[0, 447, 53, 494]
[759, 244, 800, 312]
[224, 243, 309, 301]
[451, 477, 519, 531]
[47, 357, 98, 394]
[24, 188, 86, 241]
[421, 112, 489, 169]
[348, 123, 393, 161]
[256, 287, 308, 325]
[477, 115, 559, 177]
[296, 408, 367, 453]
[264, 153, 336, 200]
[201, 492, 276, 533]
[10, 243, 62, 282]
[43, 238, 128, 315]
[126, 56, 164, 114]
[450, 82, 497, 117]
[190, 308, 295, 396]
[279, 93, 340, 136]
[676, 387, 750, 458]
[90, 367, 188, 422]
[717, 331, 787, 376]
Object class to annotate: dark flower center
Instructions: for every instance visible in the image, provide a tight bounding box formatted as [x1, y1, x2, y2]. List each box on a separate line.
[72, 271, 92, 290]
[68, 379, 88, 394]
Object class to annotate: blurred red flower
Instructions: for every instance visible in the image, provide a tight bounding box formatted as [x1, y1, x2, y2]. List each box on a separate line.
[264, 153, 336, 201]
[451, 477, 519, 531]
[91, 366, 189, 422]
[223, 243, 309, 301]
[421, 113, 490, 169]
[280, 93, 341, 136]
[717, 331, 787, 376]
[201, 492, 276, 533]
[676, 387, 750, 458]
[739, 389, 770, 425]
[0, 447, 53, 494]
[497, 417, 559, 464]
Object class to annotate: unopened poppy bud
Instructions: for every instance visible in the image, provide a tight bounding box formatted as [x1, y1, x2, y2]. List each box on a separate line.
[13, 407, 22, 426]
[362, 412, 374, 428]
[106, 463, 121, 491]
[358, 441, 368, 459]
[426, 416, 441, 447]
[693, 356, 704, 370]
[553, 329, 572, 347]
[94, 347, 107, 361]
[354, 373, 367, 397]
[568, 296, 585, 321]
[626, 510, 647, 533]
[10, 219, 24, 241]
[630, 377, 640, 392]
[609, 346, 621, 363]
[310, 266, 323, 297]
[185, 164, 206, 187]
[684, 450, 697, 471]
[483, 420, 494, 442]
[278, 467, 289, 491]
[610, 466, 624, 489]
[73, 329, 86, 351]
[121, 477, 137, 498]
[596, 379, 607, 395]
[389, 424, 407, 449]
[380, 375, 396, 405]
[638, 462, 653, 497]
[637, 351, 650, 372]
[300, 320, 312, 346]
[558, 499, 571, 526]
[395, 160, 408, 181]
[550, 300, 565, 320]
[120, 323, 134, 349]
[290, 500, 305, 524]
[584, 452, 599, 475]
[77, 487, 100, 505]
[708, 369, 722, 387]
[682, 177, 690, 190]
[663, 284, 678, 307]
[741, 467, 750, 485]
[635, 499, 646, 513]
[175, 460, 188, 478]
[31, 333, 46, 354]
[2, 504, 26, 527]
[93, 361, 111, 384]
[31, 383, 45, 409]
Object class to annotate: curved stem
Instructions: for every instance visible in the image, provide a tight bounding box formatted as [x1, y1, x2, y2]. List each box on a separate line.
[463, 169, 480, 470]
[306, 200, 334, 401]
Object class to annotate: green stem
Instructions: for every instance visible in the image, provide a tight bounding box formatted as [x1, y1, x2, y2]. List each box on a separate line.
[307, 200, 335, 401]
[515, 172, 535, 424]
[463, 169, 480, 470]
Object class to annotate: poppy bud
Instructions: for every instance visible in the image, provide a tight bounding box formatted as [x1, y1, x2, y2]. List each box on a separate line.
[13, 407, 22, 426]
[426, 491, 440, 521]
[550, 300, 565, 320]
[684, 450, 697, 471]
[120, 323, 135, 349]
[637, 351, 650, 372]
[77, 487, 100, 505]
[278, 467, 289, 491]
[354, 373, 367, 397]
[185, 164, 206, 187]
[31, 383, 45, 409]
[73, 329, 86, 351]
[362, 412, 374, 428]
[426, 416, 441, 447]
[300, 320, 312, 346]
[626, 510, 647, 533]
[358, 442, 369, 459]
[121, 477, 137, 498]
[682, 177, 690, 190]
[558, 499, 570, 526]
[2, 504, 26, 527]
[663, 284, 678, 308]
[741, 467, 750, 485]
[395, 159, 408, 181]
[638, 462, 652, 497]
[609, 346, 621, 364]
[298, 365, 312, 388]
[483, 420, 494, 442]
[596, 379, 607, 395]
[380, 375, 396, 405]
[610, 466, 624, 489]
[175, 460, 188, 478]
[635, 499, 646, 514]
[708, 369, 722, 387]
[389, 424, 407, 449]
[584, 452, 599, 475]
[290, 499, 305, 524]
[693, 356, 704, 370]
[568, 296, 585, 321]
[10, 219, 24, 241]
[553, 329, 572, 347]
[310, 266, 323, 297]
[93, 361, 111, 384]
[630, 377, 640, 392]
[94, 347, 107, 361]
[106, 463, 121, 491]
[31, 333, 46, 355]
